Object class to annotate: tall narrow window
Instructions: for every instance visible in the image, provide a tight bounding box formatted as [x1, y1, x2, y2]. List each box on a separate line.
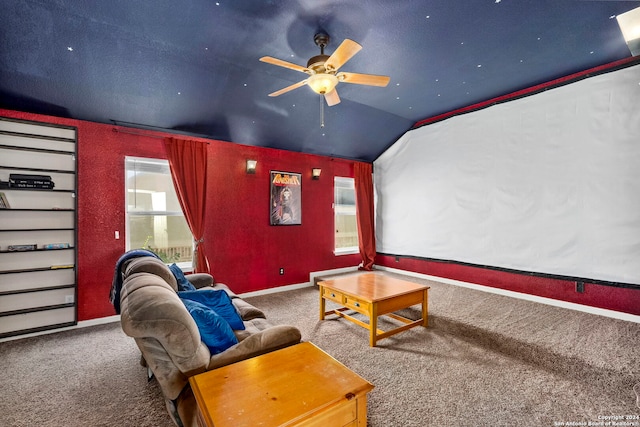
[125, 157, 193, 267]
[334, 177, 359, 254]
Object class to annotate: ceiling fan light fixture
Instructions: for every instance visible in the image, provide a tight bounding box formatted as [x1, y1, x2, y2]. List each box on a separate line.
[308, 73, 339, 94]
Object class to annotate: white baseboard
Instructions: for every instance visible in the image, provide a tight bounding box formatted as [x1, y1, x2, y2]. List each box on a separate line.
[0, 315, 121, 343]
[239, 266, 360, 298]
[238, 281, 313, 298]
[376, 265, 640, 324]
[309, 266, 360, 286]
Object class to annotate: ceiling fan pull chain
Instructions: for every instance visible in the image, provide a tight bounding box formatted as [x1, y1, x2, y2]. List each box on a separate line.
[320, 95, 325, 128]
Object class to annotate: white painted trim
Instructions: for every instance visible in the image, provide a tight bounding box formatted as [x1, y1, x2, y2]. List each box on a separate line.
[0, 315, 121, 343]
[377, 265, 640, 324]
[238, 282, 313, 298]
[238, 265, 361, 298]
[309, 266, 359, 286]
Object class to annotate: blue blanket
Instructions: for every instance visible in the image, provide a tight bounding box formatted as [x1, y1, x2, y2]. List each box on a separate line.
[109, 249, 160, 314]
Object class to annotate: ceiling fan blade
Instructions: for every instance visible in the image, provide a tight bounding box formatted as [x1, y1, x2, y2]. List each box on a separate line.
[260, 56, 310, 74]
[268, 79, 308, 97]
[324, 89, 341, 106]
[324, 39, 362, 72]
[337, 72, 390, 87]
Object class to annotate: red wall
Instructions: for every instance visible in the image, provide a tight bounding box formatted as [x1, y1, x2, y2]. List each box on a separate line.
[0, 109, 361, 321]
[376, 255, 640, 316]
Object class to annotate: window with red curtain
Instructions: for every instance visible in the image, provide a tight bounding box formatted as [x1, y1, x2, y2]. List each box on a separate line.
[354, 162, 376, 270]
[164, 137, 209, 273]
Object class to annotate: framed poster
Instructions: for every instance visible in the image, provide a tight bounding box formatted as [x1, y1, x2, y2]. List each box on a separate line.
[270, 171, 301, 225]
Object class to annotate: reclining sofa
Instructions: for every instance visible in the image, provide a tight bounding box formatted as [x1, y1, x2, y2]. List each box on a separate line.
[117, 255, 302, 427]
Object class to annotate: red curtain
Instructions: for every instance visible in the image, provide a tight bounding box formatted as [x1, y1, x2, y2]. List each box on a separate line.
[354, 162, 376, 271]
[164, 137, 209, 273]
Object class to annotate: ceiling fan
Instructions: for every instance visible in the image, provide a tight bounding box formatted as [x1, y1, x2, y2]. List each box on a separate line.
[260, 33, 390, 106]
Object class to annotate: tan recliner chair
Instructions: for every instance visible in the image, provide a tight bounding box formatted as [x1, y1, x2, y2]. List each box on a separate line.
[118, 256, 302, 427]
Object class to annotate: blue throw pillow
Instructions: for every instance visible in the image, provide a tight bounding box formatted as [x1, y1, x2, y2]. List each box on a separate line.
[169, 263, 197, 292]
[178, 289, 245, 331]
[180, 298, 238, 354]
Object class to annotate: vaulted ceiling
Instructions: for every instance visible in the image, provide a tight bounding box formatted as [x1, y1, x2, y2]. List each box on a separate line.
[1, 0, 638, 161]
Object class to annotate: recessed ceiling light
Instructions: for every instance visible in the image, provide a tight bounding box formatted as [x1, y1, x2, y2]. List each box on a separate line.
[67, 47, 73, 51]
[426, 15, 430, 19]
[477, 64, 482, 68]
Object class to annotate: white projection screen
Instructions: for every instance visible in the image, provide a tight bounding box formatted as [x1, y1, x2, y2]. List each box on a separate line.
[374, 64, 640, 285]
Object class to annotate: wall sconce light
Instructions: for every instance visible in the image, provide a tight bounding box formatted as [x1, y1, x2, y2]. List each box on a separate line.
[617, 6, 640, 56]
[246, 159, 257, 174]
[312, 168, 322, 180]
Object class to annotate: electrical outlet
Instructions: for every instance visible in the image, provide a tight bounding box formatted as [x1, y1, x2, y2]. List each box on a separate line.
[576, 281, 585, 293]
[279, 268, 284, 275]
[65, 295, 75, 304]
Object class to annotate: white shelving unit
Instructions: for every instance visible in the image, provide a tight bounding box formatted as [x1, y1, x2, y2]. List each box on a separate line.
[0, 117, 77, 338]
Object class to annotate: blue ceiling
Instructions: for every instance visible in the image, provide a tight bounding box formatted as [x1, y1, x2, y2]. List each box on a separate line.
[1, 0, 638, 161]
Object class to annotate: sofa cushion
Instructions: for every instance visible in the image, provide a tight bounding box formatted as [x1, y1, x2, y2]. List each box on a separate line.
[178, 289, 245, 330]
[181, 299, 238, 354]
[232, 298, 267, 321]
[169, 263, 197, 292]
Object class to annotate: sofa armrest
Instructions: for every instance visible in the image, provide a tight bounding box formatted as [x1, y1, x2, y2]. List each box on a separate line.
[186, 273, 214, 289]
[207, 325, 302, 370]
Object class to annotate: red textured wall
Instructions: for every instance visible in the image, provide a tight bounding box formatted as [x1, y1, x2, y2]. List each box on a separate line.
[376, 255, 640, 315]
[1, 109, 361, 321]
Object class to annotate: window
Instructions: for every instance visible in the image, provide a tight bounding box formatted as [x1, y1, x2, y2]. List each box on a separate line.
[334, 177, 358, 254]
[125, 157, 193, 268]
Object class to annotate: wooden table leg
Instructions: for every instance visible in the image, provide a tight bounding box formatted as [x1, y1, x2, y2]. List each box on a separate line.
[369, 303, 378, 347]
[422, 289, 429, 327]
[319, 285, 326, 320]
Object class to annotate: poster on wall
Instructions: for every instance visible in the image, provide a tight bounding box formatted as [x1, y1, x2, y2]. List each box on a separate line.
[270, 171, 301, 225]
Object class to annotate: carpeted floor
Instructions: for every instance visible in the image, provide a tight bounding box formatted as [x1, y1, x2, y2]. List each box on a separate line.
[1, 270, 638, 426]
[245, 271, 640, 427]
[0, 323, 173, 427]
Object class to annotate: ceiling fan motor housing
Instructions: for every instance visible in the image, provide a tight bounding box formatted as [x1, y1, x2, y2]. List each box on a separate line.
[307, 54, 331, 73]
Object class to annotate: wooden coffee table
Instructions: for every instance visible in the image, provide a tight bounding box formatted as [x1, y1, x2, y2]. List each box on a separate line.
[319, 272, 430, 347]
[189, 342, 374, 427]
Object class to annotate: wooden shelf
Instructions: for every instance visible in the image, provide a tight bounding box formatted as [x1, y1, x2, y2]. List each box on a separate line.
[0, 247, 74, 254]
[0, 265, 75, 275]
[0, 284, 75, 297]
[0, 164, 75, 175]
[0, 228, 75, 232]
[0, 208, 74, 212]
